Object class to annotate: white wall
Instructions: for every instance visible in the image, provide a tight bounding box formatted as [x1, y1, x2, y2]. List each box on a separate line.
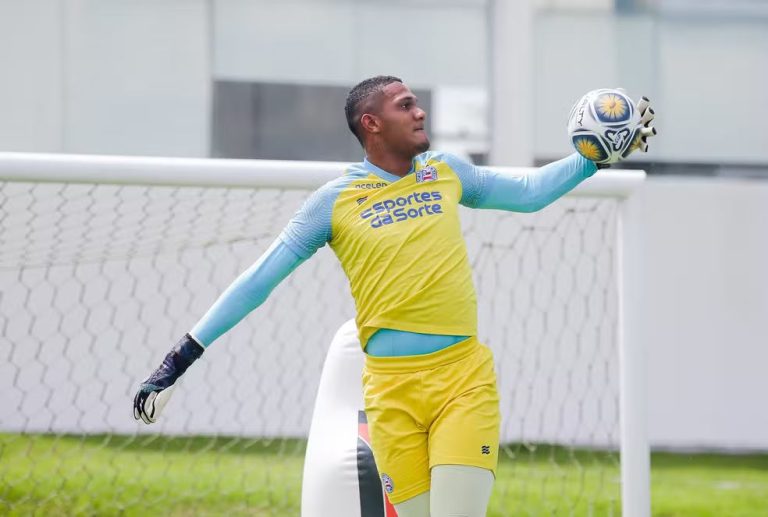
[0, 0, 210, 156]
[0, 1, 65, 152]
[535, 0, 613, 8]
[0, 187, 622, 448]
[657, 19, 768, 164]
[2, 4, 767, 164]
[63, 0, 210, 156]
[534, 13, 768, 165]
[2, 172, 767, 451]
[637, 177, 768, 451]
[212, 0, 488, 89]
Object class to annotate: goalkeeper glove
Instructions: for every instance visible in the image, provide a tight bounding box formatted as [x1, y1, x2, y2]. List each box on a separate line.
[629, 96, 657, 154]
[596, 95, 657, 170]
[133, 334, 204, 424]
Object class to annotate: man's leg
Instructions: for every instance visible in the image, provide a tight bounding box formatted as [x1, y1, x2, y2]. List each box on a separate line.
[394, 491, 430, 517]
[430, 465, 494, 517]
[362, 365, 432, 507]
[425, 340, 500, 516]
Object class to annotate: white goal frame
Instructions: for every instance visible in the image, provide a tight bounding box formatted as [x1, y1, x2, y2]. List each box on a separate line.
[0, 151, 649, 517]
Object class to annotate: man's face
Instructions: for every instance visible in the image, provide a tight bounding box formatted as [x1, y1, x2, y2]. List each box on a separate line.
[374, 82, 430, 156]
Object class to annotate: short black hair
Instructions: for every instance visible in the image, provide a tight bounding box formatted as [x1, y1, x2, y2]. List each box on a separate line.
[345, 75, 402, 146]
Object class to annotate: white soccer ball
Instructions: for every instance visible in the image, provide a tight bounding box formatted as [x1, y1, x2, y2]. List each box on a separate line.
[567, 88, 641, 164]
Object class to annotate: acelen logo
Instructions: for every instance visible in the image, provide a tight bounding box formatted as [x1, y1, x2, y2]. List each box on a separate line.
[360, 191, 443, 228]
[354, 182, 388, 190]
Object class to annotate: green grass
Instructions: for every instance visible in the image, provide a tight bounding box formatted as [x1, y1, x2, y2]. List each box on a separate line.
[491, 444, 622, 516]
[1, 434, 767, 516]
[0, 434, 305, 516]
[649, 452, 768, 517]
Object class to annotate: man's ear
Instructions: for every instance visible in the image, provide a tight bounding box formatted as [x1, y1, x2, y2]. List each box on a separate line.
[360, 113, 381, 136]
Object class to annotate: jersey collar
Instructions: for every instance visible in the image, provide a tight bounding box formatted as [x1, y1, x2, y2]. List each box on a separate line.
[362, 157, 419, 183]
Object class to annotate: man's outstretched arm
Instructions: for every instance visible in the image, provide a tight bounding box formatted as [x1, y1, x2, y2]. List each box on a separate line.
[133, 179, 339, 424]
[472, 153, 597, 213]
[450, 95, 656, 212]
[190, 239, 306, 346]
[133, 238, 306, 424]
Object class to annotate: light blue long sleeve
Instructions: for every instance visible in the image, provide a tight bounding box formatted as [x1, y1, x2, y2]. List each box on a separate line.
[190, 238, 306, 347]
[474, 153, 597, 212]
[435, 151, 597, 211]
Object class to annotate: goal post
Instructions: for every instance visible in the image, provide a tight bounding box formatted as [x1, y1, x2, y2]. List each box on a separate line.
[617, 180, 650, 517]
[0, 152, 647, 516]
[0, 151, 643, 193]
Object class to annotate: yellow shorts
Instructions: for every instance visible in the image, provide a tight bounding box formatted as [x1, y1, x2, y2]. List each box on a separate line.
[362, 336, 500, 505]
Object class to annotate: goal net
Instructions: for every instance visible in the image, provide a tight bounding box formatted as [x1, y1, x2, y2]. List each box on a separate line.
[0, 152, 646, 516]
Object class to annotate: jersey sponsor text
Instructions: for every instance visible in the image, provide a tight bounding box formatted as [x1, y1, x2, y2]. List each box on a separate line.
[360, 191, 443, 228]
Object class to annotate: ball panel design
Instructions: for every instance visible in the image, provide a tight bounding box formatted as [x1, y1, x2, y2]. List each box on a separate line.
[572, 134, 609, 163]
[621, 128, 643, 159]
[592, 92, 632, 124]
[604, 127, 633, 152]
[567, 88, 641, 164]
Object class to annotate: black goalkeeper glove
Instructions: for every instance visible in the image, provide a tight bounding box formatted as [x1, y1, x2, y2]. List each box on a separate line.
[133, 334, 204, 424]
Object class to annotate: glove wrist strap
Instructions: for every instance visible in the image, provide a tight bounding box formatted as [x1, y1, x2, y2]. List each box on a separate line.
[173, 334, 205, 367]
[143, 334, 205, 389]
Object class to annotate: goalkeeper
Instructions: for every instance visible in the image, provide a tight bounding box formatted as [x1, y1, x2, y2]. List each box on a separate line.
[134, 76, 655, 517]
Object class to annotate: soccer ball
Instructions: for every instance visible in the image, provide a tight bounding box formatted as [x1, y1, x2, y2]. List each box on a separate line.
[567, 89, 641, 164]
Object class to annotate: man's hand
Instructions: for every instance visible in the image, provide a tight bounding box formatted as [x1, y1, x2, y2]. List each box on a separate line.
[133, 334, 204, 424]
[597, 95, 657, 169]
[628, 96, 657, 155]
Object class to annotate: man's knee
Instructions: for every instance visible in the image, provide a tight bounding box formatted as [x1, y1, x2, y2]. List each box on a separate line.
[430, 465, 494, 517]
[394, 491, 430, 517]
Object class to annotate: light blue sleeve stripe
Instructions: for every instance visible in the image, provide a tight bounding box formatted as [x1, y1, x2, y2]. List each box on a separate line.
[437, 152, 487, 207]
[279, 176, 351, 259]
[190, 238, 306, 347]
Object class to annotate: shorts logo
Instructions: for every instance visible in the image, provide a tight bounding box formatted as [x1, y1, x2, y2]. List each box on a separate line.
[481, 445, 491, 455]
[416, 166, 437, 183]
[381, 473, 394, 494]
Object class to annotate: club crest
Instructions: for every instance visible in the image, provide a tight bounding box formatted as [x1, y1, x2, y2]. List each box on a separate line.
[416, 166, 437, 183]
[381, 473, 394, 494]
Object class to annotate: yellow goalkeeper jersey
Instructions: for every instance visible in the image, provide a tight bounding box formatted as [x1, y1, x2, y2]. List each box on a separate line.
[277, 152, 596, 349]
[329, 159, 477, 347]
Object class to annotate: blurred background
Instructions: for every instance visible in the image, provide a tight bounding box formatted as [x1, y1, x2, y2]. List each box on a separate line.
[1, 0, 767, 476]
[3, 0, 768, 171]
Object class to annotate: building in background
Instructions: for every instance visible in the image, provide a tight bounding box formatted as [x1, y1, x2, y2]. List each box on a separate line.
[2, 0, 766, 175]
